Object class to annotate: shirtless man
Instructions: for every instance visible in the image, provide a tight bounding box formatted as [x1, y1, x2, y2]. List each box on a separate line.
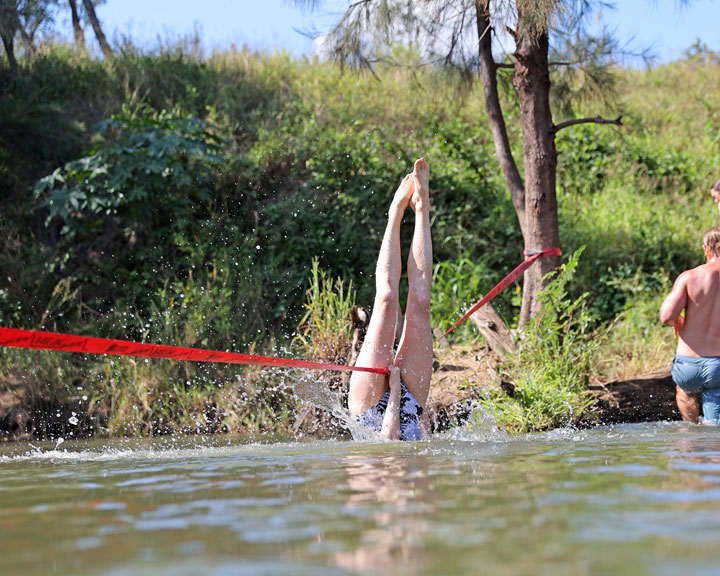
[660, 227, 720, 423]
[349, 158, 432, 440]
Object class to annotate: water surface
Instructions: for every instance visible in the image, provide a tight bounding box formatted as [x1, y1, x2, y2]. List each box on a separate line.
[2, 422, 720, 575]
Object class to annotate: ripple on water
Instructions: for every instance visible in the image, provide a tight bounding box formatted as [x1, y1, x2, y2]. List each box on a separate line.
[3, 423, 720, 576]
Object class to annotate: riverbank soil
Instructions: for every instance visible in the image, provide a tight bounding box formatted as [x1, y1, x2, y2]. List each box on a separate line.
[590, 366, 679, 423]
[0, 385, 33, 441]
[426, 346, 502, 430]
[428, 350, 679, 429]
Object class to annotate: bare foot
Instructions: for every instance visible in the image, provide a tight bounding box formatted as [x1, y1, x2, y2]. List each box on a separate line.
[410, 157, 430, 212]
[390, 173, 415, 215]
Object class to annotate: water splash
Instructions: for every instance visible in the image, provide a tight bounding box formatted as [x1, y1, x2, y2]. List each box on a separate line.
[291, 379, 513, 443]
[293, 378, 341, 414]
[293, 378, 384, 442]
[437, 400, 510, 442]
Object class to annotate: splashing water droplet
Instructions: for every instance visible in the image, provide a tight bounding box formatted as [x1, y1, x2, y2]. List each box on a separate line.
[293, 378, 385, 442]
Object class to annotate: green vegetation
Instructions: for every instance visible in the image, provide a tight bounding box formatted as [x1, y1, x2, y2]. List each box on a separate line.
[0, 41, 718, 438]
[483, 250, 598, 432]
[293, 258, 357, 366]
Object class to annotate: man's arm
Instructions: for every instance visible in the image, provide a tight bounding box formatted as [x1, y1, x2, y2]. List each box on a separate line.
[710, 182, 720, 215]
[660, 272, 689, 335]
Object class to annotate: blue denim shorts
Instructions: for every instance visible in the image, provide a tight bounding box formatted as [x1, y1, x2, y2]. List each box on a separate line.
[671, 355, 720, 424]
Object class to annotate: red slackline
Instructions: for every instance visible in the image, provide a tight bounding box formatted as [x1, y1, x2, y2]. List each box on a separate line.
[0, 248, 559, 373]
[434, 247, 561, 343]
[0, 327, 389, 375]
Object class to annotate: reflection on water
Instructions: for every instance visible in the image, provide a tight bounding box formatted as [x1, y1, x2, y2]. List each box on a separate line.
[1, 423, 720, 575]
[334, 454, 433, 572]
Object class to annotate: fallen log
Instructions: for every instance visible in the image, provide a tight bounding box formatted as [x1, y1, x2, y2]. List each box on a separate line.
[469, 300, 516, 358]
[590, 365, 680, 423]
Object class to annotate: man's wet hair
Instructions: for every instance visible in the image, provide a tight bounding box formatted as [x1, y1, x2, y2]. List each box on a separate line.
[704, 227, 720, 257]
[713, 179, 720, 192]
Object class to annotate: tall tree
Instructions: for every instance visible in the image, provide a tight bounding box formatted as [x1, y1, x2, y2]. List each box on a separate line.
[298, 0, 623, 324]
[68, 0, 84, 51]
[0, 0, 60, 66]
[81, 0, 110, 57]
[16, 0, 57, 54]
[0, 0, 20, 72]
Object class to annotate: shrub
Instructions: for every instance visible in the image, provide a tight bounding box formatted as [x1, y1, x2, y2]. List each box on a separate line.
[293, 259, 356, 364]
[34, 105, 226, 238]
[431, 257, 496, 343]
[484, 249, 598, 432]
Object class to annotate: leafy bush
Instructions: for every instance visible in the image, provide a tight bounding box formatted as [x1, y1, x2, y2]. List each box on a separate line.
[431, 257, 495, 343]
[293, 259, 356, 364]
[594, 271, 675, 382]
[34, 105, 226, 238]
[556, 124, 616, 194]
[484, 249, 598, 432]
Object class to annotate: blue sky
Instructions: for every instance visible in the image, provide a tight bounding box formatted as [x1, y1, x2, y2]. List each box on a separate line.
[75, 0, 719, 63]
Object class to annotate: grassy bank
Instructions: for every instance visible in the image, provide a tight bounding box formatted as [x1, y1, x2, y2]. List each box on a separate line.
[0, 42, 718, 439]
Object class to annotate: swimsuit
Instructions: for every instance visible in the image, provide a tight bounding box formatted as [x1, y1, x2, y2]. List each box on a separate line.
[355, 383, 424, 441]
[671, 355, 720, 423]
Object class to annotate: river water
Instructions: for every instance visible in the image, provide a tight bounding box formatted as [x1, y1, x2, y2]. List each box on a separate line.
[2, 421, 720, 575]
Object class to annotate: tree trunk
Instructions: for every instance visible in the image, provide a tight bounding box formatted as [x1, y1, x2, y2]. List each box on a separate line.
[81, 0, 112, 58]
[1, 31, 17, 73]
[68, 0, 85, 51]
[475, 0, 525, 238]
[476, 1, 561, 325]
[0, 0, 19, 73]
[512, 6, 561, 325]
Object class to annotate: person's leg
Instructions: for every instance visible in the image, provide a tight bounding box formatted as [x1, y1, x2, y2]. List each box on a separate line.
[672, 356, 702, 423]
[676, 386, 700, 423]
[348, 174, 414, 416]
[700, 358, 720, 424]
[394, 158, 433, 408]
[701, 388, 720, 424]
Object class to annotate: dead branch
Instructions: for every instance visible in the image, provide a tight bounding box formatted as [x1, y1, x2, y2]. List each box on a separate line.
[552, 115, 623, 133]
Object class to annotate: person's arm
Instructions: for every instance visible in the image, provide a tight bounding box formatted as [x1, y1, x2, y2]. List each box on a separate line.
[660, 272, 689, 337]
[381, 366, 402, 440]
[710, 183, 720, 215]
[420, 409, 431, 438]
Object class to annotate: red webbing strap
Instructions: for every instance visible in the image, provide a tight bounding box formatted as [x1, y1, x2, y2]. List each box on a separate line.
[434, 247, 562, 344]
[0, 327, 389, 375]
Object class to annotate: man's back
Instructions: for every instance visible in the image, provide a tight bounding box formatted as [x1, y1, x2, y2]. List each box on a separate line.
[677, 261, 720, 357]
[661, 224, 720, 424]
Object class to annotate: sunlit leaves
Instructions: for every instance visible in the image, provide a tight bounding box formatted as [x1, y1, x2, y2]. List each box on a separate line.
[34, 105, 226, 236]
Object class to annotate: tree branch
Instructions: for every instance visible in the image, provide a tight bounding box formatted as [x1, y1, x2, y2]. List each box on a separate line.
[348, 0, 372, 10]
[552, 115, 623, 133]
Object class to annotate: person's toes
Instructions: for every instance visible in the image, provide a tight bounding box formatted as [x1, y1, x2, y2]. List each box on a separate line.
[414, 157, 429, 178]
